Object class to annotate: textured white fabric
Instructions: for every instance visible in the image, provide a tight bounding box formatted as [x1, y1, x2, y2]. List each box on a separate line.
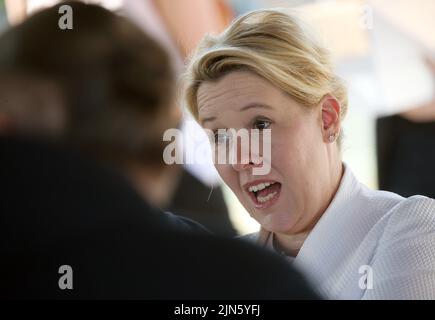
[242, 163, 435, 299]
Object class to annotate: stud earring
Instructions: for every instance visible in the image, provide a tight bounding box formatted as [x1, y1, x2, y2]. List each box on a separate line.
[328, 133, 337, 143]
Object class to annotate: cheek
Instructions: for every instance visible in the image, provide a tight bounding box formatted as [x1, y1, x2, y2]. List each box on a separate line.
[215, 164, 239, 191]
[271, 128, 302, 165]
[269, 127, 318, 185]
[273, 119, 320, 162]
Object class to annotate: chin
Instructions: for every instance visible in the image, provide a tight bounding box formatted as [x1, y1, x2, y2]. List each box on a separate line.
[265, 223, 296, 234]
[256, 210, 297, 234]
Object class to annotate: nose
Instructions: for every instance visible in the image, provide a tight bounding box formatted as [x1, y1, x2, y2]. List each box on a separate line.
[231, 160, 262, 172]
[231, 135, 263, 172]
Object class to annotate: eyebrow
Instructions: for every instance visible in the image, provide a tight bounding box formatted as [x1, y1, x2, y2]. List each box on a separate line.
[240, 102, 273, 112]
[200, 103, 273, 125]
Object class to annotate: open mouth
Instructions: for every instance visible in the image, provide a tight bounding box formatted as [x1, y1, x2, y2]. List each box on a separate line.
[244, 180, 282, 209]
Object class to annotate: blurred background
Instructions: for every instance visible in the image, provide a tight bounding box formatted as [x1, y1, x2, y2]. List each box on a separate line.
[1, 0, 434, 235]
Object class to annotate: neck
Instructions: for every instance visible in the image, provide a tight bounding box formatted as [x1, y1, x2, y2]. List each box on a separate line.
[272, 231, 309, 257]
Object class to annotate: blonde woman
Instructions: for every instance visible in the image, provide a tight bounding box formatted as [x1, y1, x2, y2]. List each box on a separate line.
[183, 9, 435, 299]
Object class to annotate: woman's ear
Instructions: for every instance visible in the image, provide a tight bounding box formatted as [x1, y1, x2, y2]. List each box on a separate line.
[320, 94, 341, 143]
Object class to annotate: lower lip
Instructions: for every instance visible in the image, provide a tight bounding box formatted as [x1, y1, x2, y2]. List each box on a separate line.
[248, 184, 281, 210]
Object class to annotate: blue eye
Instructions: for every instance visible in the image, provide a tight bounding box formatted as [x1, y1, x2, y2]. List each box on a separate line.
[253, 118, 271, 130]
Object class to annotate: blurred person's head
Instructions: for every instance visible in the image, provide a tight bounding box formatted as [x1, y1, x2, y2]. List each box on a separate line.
[184, 9, 347, 236]
[0, 1, 180, 207]
[0, 73, 65, 138]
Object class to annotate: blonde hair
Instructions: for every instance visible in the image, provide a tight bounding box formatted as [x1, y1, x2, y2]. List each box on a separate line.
[183, 9, 348, 144]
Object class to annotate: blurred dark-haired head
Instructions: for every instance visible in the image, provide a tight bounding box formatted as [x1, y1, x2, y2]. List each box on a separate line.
[0, 72, 65, 137]
[0, 1, 177, 166]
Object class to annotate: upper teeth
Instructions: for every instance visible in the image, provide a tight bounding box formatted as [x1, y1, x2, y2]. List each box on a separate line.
[248, 181, 276, 193]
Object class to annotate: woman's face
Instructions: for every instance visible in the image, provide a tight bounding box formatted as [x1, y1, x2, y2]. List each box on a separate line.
[197, 71, 338, 234]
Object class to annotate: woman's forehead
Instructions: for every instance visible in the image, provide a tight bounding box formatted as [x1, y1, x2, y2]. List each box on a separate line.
[197, 71, 280, 115]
